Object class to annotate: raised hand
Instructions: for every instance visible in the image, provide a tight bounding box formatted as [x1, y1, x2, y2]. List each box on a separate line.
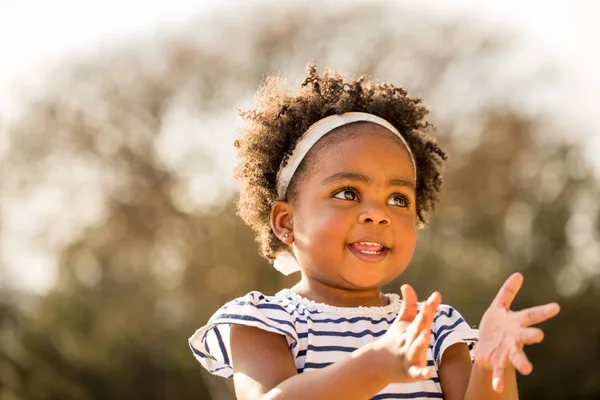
[373, 285, 441, 383]
[475, 273, 560, 393]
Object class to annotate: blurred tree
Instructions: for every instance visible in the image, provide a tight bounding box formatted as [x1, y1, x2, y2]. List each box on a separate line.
[396, 111, 600, 398]
[0, 2, 598, 400]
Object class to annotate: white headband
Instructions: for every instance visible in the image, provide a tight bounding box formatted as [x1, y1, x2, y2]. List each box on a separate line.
[273, 112, 417, 275]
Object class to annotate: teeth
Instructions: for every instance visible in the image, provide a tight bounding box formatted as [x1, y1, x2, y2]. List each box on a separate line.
[358, 242, 382, 246]
[360, 250, 381, 254]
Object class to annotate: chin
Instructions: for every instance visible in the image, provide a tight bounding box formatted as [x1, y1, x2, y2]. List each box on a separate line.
[342, 261, 407, 290]
[342, 270, 398, 290]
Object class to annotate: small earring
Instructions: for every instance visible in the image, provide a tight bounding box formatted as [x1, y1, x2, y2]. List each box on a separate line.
[284, 233, 290, 238]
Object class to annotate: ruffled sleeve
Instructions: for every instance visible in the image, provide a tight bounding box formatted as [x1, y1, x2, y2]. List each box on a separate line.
[432, 304, 479, 369]
[188, 291, 299, 379]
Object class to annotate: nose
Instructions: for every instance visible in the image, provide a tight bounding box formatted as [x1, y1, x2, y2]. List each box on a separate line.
[357, 205, 391, 226]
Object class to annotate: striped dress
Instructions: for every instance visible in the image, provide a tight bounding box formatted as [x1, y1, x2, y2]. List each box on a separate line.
[189, 289, 478, 399]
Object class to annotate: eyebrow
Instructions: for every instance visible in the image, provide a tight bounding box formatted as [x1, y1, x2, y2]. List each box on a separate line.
[320, 172, 415, 190]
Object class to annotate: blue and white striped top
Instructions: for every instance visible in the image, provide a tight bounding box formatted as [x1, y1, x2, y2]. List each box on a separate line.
[189, 289, 478, 399]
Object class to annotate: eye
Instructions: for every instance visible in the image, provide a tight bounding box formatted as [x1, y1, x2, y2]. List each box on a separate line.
[388, 194, 410, 208]
[333, 188, 359, 201]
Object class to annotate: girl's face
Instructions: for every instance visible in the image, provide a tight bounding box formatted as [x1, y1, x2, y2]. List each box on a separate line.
[289, 123, 417, 290]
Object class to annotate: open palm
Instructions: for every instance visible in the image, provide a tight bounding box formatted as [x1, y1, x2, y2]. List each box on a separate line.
[475, 273, 560, 393]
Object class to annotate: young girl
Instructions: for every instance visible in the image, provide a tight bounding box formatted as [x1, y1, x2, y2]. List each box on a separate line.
[189, 64, 560, 399]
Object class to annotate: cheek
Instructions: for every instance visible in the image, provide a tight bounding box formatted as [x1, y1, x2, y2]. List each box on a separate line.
[296, 205, 352, 244]
[395, 215, 417, 247]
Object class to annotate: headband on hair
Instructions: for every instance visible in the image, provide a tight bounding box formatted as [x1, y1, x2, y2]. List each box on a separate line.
[273, 112, 417, 275]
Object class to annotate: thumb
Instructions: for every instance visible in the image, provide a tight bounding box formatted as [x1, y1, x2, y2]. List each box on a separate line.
[397, 284, 418, 323]
[492, 363, 505, 393]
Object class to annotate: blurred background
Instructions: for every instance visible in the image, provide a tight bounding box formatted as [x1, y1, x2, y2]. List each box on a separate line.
[1, 0, 599, 399]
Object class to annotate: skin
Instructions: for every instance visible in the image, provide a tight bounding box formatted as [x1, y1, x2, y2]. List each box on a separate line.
[274, 124, 418, 305]
[230, 123, 560, 399]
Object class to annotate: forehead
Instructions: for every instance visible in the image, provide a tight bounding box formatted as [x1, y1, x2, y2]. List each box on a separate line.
[304, 122, 414, 178]
[316, 122, 412, 162]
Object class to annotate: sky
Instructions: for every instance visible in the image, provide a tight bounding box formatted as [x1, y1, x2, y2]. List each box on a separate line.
[0, 0, 223, 122]
[1, 0, 599, 147]
[0, 0, 599, 294]
[0, 0, 598, 97]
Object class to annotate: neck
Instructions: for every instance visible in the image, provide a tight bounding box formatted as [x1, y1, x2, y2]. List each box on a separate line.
[292, 276, 388, 307]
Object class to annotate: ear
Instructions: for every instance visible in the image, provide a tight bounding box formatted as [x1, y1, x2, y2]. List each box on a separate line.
[271, 200, 294, 245]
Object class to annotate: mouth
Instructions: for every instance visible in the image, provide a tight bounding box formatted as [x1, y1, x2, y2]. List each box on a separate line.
[347, 240, 390, 263]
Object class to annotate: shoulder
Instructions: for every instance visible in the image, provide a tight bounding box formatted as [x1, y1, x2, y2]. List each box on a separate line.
[213, 290, 312, 326]
[433, 304, 464, 326]
[431, 303, 479, 369]
[188, 290, 301, 378]
[199, 290, 302, 340]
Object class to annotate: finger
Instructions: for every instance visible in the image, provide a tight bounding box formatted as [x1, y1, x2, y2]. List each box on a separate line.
[407, 329, 431, 363]
[419, 292, 442, 331]
[408, 365, 431, 380]
[397, 284, 418, 323]
[509, 348, 533, 375]
[492, 363, 505, 393]
[519, 327, 544, 345]
[516, 302, 560, 326]
[493, 273, 524, 310]
[407, 292, 440, 338]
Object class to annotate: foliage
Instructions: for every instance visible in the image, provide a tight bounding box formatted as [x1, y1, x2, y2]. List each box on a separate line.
[0, 3, 598, 399]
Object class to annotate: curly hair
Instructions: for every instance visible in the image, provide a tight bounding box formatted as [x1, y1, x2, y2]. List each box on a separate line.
[234, 63, 447, 262]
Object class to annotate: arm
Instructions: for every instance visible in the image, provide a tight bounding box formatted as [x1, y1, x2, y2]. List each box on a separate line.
[440, 273, 560, 400]
[439, 343, 518, 400]
[230, 325, 390, 400]
[230, 285, 441, 400]
[476, 273, 559, 393]
[465, 362, 517, 400]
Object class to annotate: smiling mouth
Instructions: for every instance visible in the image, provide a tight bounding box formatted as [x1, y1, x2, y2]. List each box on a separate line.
[348, 241, 388, 255]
